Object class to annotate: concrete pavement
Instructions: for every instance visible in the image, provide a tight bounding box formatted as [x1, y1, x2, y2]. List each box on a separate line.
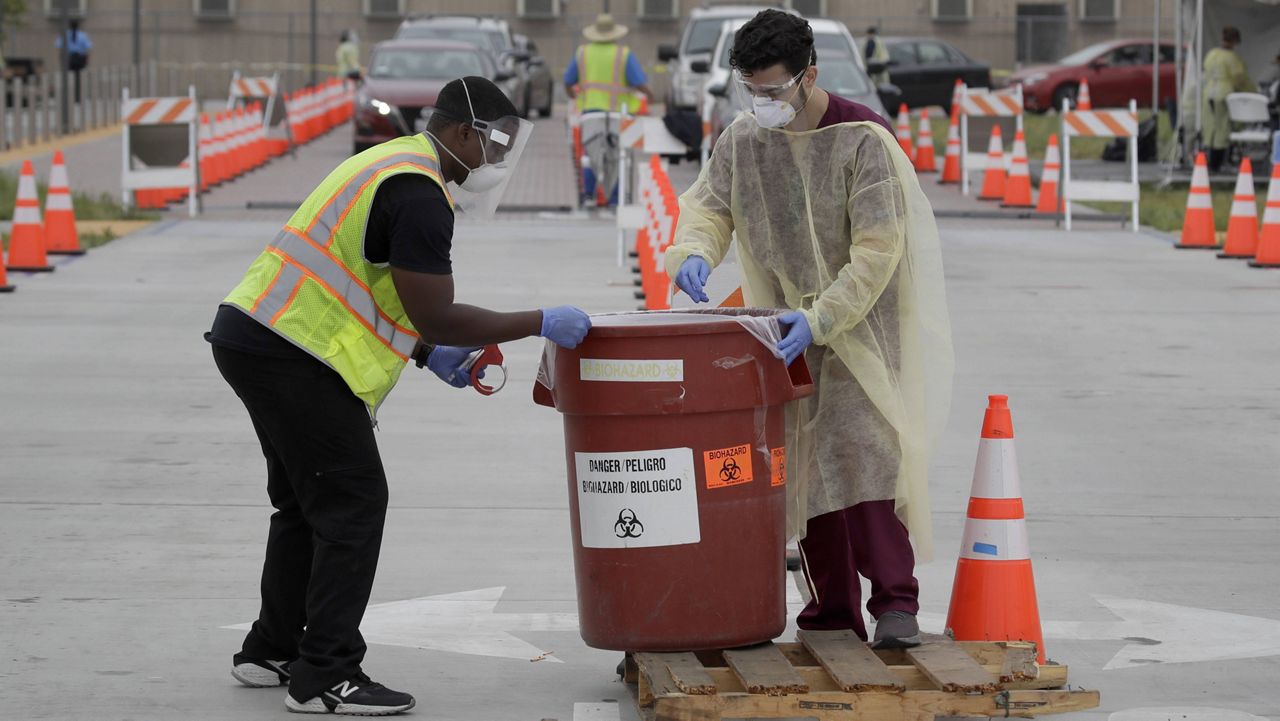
[2, 130, 1279, 721]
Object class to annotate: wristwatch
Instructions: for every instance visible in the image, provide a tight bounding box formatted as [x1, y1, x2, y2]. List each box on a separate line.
[413, 343, 436, 369]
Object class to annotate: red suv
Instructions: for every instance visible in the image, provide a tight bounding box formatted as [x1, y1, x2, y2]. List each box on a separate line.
[1008, 40, 1180, 112]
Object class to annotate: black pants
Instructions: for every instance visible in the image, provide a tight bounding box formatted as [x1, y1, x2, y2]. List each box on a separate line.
[213, 345, 388, 702]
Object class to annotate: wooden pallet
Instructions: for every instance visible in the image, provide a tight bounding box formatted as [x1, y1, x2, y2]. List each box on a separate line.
[624, 632, 1099, 721]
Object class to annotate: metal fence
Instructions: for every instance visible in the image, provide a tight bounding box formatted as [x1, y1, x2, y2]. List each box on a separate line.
[0, 64, 154, 150]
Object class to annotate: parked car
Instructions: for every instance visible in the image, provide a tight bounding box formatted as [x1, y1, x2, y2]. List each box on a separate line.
[352, 39, 506, 154]
[1007, 40, 1179, 112]
[513, 33, 555, 117]
[394, 15, 544, 118]
[660, 5, 799, 112]
[877, 37, 990, 111]
[702, 18, 892, 149]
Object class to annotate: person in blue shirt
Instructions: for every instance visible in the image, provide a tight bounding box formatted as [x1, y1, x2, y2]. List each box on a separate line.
[55, 20, 92, 102]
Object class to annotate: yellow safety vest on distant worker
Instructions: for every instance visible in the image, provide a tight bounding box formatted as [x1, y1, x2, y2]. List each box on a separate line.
[576, 42, 640, 113]
[222, 134, 451, 413]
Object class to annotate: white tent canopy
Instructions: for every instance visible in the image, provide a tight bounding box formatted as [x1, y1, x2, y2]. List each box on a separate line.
[1174, 0, 1280, 160]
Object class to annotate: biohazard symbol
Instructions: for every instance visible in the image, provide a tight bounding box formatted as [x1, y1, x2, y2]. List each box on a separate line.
[614, 508, 644, 539]
[719, 458, 743, 485]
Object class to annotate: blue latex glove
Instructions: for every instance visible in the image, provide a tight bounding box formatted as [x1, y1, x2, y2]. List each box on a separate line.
[540, 306, 592, 349]
[776, 311, 813, 366]
[426, 345, 482, 389]
[675, 256, 711, 303]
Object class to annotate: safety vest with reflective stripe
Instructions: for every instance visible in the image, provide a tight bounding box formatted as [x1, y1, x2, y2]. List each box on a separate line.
[576, 42, 639, 113]
[222, 134, 451, 413]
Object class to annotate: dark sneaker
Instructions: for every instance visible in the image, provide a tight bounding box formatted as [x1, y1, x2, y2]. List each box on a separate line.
[872, 611, 922, 649]
[232, 658, 292, 688]
[285, 673, 415, 716]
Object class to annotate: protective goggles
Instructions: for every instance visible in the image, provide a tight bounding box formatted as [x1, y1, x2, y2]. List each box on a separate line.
[470, 115, 531, 166]
[734, 68, 807, 100]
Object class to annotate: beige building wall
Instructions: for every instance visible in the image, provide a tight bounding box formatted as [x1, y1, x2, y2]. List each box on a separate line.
[1, 0, 1177, 98]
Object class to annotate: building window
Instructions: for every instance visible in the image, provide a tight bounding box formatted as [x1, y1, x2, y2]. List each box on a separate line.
[44, 0, 86, 18]
[518, 0, 560, 18]
[786, 0, 825, 17]
[1080, 0, 1119, 21]
[638, 0, 679, 20]
[932, 0, 971, 21]
[194, 0, 234, 20]
[364, 0, 403, 19]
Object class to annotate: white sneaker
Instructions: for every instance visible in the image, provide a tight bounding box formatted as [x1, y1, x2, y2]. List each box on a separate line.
[232, 658, 292, 687]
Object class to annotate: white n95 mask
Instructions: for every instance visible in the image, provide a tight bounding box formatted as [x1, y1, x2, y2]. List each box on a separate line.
[752, 96, 798, 129]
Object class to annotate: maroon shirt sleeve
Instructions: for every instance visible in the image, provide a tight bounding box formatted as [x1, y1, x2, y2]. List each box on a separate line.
[818, 92, 893, 134]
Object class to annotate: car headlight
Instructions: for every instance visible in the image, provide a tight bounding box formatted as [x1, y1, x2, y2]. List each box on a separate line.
[370, 99, 393, 116]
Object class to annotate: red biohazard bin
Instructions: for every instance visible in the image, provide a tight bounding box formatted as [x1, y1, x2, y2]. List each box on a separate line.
[534, 311, 813, 651]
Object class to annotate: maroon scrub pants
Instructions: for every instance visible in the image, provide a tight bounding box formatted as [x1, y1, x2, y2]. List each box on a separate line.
[797, 500, 919, 640]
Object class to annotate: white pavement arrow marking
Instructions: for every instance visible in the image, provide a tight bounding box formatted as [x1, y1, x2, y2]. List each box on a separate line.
[920, 596, 1280, 670]
[224, 586, 577, 663]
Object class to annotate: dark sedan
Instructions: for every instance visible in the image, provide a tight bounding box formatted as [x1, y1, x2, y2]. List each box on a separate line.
[352, 39, 507, 155]
[878, 37, 990, 111]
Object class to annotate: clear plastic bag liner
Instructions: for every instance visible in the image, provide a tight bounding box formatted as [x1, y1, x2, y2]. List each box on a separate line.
[536, 309, 785, 392]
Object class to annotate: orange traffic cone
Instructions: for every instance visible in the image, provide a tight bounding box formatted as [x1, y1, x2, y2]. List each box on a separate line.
[1076, 79, 1092, 110]
[895, 104, 914, 161]
[978, 126, 1006, 201]
[950, 78, 964, 116]
[914, 107, 937, 173]
[45, 150, 84, 256]
[938, 111, 961, 184]
[1035, 134, 1063, 214]
[0, 246, 13, 291]
[1218, 157, 1259, 259]
[6, 160, 53, 272]
[1175, 152, 1218, 249]
[1001, 129, 1034, 207]
[1248, 163, 1280, 268]
[946, 394, 1046, 664]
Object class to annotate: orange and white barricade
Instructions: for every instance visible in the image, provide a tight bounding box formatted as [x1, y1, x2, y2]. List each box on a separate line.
[228, 71, 292, 161]
[1061, 99, 1138, 232]
[959, 84, 1023, 196]
[121, 87, 200, 217]
[615, 113, 689, 268]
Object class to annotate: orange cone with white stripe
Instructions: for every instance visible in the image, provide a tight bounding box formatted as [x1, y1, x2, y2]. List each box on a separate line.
[914, 107, 937, 173]
[7, 160, 54, 272]
[978, 126, 1006, 201]
[1218, 157, 1259, 259]
[946, 395, 1046, 664]
[0, 245, 13, 291]
[895, 104, 914, 161]
[45, 150, 84, 256]
[1035, 134, 1063, 214]
[1001, 129, 1034, 207]
[1174, 152, 1218, 249]
[939, 111, 961, 184]
[950, 79, 964, 116]
[1076, 79, 1092, 110]
[1248, 163, 1280, 268]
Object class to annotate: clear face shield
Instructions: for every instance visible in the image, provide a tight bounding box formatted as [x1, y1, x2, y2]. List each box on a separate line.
[426, 81, 534, 218]
[732, 67, 812, 130]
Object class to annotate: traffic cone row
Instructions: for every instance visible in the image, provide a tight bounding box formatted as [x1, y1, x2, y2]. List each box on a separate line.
[633, 155, 677, 310]
[1172, 151, 1280, 268]
[138, 78, 355, 210]
[4, 155, 86, 287]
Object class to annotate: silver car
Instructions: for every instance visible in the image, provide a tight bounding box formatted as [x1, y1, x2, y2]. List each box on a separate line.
[659, 5, 797, 112]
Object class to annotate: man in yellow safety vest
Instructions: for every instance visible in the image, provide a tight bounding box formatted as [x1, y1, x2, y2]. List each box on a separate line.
[206, 76, 591, 716]
[565, 14, 653, 204]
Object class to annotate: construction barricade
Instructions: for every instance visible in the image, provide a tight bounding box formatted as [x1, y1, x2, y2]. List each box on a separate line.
[1060, 99, 1139, 232]
[228, 71, 293, 159]
[960, 84, 1022, 196]
[120, 87, 200, 217]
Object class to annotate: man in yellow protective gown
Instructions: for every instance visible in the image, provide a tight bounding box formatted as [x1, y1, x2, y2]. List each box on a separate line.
[665, 10, 953, 648]
[1203, 26, 1255, 172]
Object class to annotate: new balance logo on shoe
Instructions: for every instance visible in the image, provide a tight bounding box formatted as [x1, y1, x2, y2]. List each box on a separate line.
[333, 681, 359, 699]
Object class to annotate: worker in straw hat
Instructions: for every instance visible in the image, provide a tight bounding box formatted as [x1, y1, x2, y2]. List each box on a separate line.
[564, 13, 653, 205]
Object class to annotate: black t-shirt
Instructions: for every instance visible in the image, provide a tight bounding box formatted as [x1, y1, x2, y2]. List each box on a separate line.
[205, 174, 453, 357]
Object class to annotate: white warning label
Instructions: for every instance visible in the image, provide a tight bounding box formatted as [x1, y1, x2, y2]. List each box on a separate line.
[574, 447, 699, 549]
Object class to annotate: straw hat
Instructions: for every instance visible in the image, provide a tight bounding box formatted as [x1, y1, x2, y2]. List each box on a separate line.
[583, 14, 628, 42]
